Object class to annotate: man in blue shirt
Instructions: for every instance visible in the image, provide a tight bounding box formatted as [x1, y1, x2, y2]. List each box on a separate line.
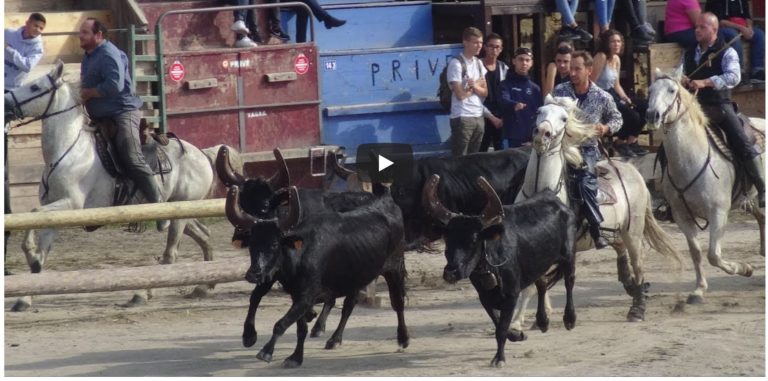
[79, 18, 168, 230]
[499, 47, 542, 148]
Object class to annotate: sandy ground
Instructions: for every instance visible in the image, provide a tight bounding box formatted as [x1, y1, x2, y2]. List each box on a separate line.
[3, 211, 765, 376]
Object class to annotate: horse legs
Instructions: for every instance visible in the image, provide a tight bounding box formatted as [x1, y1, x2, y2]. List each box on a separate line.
[706, 213, 754, 277]
[751, 206, 765, 256]
[182, 218, 216, 297]
[676, 220, 708, 304]
[620, 233, 648, 322]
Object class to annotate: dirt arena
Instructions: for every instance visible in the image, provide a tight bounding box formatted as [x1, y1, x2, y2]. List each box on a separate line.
[4, 211, 765, 376]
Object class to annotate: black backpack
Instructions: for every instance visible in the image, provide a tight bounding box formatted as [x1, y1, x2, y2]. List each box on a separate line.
[437, 55, 467, 113]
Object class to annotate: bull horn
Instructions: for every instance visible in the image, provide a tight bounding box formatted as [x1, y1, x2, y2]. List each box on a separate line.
[216, 145, 245, 186]
[422, 174, 459, 226]
[225, 186, 256, 228]
[279, 186, 302, 230]
[268, 147, 291, 190]
[477, 176, 504, 228]
[329, 149, 355, 180]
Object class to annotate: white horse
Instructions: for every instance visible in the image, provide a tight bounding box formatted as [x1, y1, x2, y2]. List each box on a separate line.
[4, 61, 216, 311]
[646, 68, 765, 304]
[507, 95, 682, 339]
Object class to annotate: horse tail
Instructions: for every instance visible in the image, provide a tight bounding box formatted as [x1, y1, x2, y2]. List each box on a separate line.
[642, 192, 683, 266]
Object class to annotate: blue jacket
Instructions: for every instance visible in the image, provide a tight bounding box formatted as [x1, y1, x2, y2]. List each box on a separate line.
[81, 41, 142, 118]
[499, 71, 542, 142]
[4, 27, 44, 91]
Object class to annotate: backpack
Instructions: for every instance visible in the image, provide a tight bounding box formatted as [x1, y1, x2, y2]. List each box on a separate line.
[437, 55, 481, 113]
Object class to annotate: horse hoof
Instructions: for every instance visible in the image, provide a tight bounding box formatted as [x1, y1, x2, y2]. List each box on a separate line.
[119, 295, 148, 308]
[507, 329, 527, 342]
[282, 358, 302, 369]
[185, 287, 209, 299]
[256, 350, 273, 363]
[30, 261, 42, 274]
[686, 294, 704, 305]
[10, 300, 31, 312]
[744, 265, 754, 277]
[325, 339, 341, 350]
[626, 313, 644, 322]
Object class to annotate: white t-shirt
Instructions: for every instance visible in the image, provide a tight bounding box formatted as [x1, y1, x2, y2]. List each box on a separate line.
[447, 54, 487, 119]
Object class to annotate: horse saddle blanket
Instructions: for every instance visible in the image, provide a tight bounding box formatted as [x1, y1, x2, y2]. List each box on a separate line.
[91, 119, 173, 178]
[595, 164, 618, 205]
[705, 113, 765, 162]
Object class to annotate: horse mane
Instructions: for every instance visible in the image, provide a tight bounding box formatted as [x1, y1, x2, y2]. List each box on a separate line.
[671, 77, 709, 129]
[546, 97, 600, 167]
[63, 77, 83, 105]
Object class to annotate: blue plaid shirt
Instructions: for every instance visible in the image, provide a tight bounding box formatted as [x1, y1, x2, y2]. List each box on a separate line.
[552, 81, 623, 147]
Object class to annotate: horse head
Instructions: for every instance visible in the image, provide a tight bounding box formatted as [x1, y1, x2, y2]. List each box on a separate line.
[646, 67, 687, 132]
[534, 94, 597, 167]
[4, 60, 71, 122]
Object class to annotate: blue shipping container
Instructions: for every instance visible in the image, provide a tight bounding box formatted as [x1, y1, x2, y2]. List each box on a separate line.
[280, 1, 434, 51]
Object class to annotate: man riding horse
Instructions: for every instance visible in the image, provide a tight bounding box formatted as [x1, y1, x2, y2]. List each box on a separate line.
[681, 12, 765, 207]
[78, 18, 169, 229]
[552, 50, 623, 249]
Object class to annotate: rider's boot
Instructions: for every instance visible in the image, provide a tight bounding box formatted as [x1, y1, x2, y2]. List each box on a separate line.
[589, 223, 609, 249]
[135, 174, 170, 231]
[743, 156, 765, 208]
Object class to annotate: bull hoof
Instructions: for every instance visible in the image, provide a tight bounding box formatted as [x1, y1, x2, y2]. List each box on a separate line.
[256, 350, 273, 363]
[119, 295, 147, 308]
[310, 328, 325, 338]
[398, 334, 410, 349]
[185, 287, 209, 299]
[243, 334, 257, 348]
[626, 309, 645, 322]
[507, 329, 526, 342]
[490, 358, 506, 368]
[535, 317, 550, 333]
[686, 294, 704, 305]
[325, 338, 341, 350]
[282, 358, 302, 369]
[10, 299, 31, 312]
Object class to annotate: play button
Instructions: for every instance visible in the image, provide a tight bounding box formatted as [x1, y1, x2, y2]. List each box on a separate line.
[356, 143, 414, 183]
[378, 155, 394, 171]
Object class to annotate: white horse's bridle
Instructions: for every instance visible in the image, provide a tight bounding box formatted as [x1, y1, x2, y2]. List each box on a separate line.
[6, 74, 79, 127]
[523, 118, 567, 199]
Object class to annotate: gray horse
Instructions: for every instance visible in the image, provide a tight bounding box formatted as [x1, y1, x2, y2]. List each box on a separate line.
[4, 61, 216, 311]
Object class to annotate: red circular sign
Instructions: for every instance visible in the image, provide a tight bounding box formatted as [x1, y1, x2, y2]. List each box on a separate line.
[169, 61, 185, 82]
[294, 54, 310, 75]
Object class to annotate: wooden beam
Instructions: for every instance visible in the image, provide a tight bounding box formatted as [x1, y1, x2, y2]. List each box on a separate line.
[5, 257, 250, 297]
[5, 199, 226, 231]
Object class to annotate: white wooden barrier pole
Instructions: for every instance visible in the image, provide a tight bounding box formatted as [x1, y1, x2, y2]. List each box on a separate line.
[4, 257, 250, 297]
[4, 199, 226, 231]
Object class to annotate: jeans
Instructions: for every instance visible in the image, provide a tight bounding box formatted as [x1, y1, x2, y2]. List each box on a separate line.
[616, 0, 647, 29]
[449, 117, 485, 157]
[595, 0, 616, 27]
[556, 0, 579, 26]
[229, 0, 280, 38]
[571, 146, 604, 239]
[720, 26, 765, 72]
[111, 110, 164, 203]
[295, 0, 334, 43]
[480, 119, 503, 152]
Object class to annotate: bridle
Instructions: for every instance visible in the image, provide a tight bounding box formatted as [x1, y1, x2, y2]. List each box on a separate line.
[656, 78, 687, 132]
[7, 74, 79, 128]
[522, 118, 566, 199]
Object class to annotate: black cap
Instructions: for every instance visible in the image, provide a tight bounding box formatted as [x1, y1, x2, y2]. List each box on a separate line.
[514, 47, 533, 57]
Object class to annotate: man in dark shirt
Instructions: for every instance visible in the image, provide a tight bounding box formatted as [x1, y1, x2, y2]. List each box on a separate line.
[705, 0, 764, 82]
[79, 18, 169, 230]
[499, 47, 542, 148]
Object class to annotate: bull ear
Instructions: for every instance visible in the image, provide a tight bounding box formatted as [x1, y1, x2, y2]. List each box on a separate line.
[278, 186, 301, 230]
[422, 174, 459, 226]
[329, 148, 356, 180]
[268, 147, 291, 190]
[479, 223, 504, 241]
[216, 145, 245, 186]
[477, 176, 504, 228]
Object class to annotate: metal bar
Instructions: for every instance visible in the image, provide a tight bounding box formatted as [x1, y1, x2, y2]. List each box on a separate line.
[237, 75, 246, 153]
[166, 100, 322, 117]
[156, 22, 167, 134]
[40, 28, 143, 37]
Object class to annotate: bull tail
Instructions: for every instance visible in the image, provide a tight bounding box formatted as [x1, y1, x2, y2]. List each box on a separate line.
[642, 193, 683, 266]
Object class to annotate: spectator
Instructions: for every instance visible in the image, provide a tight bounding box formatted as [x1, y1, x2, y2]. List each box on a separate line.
[663, 0, 703, 49]
[479, 33, 508, 152]
[615, 0, 655, 44]
[705, 0, 764, 82]
[553, 50, 622, 249]
[592, 30, 648, 157]
[556, 0, 593, 42]
[228, 0, 291, 47]
[499, 47, 542, 148]
[543, 41, 573, 97]
[4, 12, 46, 275]
[595, 0, 616, 33]
[447, 27, 488, 157]
[294, 0, 347, 43]
[680, 12, 763, 206]
[78, 18, 169, 231]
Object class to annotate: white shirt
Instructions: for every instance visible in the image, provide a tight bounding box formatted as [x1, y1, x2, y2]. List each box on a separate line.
[447, 54, 487, 118]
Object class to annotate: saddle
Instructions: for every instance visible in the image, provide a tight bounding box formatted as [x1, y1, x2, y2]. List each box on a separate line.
[595, 164, 619, 205]
[705, 113, 766, 162]
[91, 118, 177, 207]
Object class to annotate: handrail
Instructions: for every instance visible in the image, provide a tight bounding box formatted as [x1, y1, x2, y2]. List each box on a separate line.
[154, 2, 317, 133]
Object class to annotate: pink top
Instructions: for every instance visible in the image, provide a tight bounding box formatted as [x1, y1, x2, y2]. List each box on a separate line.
[665, 0, 700, 35]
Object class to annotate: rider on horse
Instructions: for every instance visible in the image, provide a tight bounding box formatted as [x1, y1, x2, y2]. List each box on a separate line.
[553, 50, 623, 249]
[681, 12, 765, 207]
[78, 18, 169, 229]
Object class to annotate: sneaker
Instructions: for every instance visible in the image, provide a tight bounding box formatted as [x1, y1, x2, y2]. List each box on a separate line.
[231, 20, 250, 35]
[234, 36, 258, 48]
[573, 26, 593, 42]
[270, 25, 290, 41]
[641, 22, 657, 37]
[628, 142, 649, 156]
[614, 143, 638, 158]
[558, 25, 581, 41]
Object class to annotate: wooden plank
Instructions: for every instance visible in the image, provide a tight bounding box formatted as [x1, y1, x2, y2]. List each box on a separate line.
[7, 122, 41, 136]
[5, 11, 113, 33]
[8, 134, 41, 149]
[9, 184, 40, 213]
[8, 147, 43, 164]
[8, 163, 45, 184]
[649, 43, 683, 76]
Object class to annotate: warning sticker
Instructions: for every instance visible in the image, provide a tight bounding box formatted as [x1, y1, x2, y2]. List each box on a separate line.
[169, 61, 185, 82]
[294, 54, 310, 75]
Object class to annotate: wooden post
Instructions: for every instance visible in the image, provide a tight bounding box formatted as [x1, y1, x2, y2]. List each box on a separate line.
[4, 257, 250, 297]
[4, 199, 226, 231]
